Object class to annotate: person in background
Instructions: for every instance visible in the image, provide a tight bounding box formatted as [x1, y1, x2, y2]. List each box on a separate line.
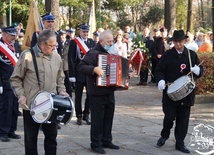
[124, 25, 136, 41]
[197, 34, 213, 53]
[10, 30, 69, 155]
[194, 32, 204, 48]
[68, 24, 96, 125]
[136, 27, 155, 86]
[185, 32, 199, 52]
[0, 26, 21, 142]
[31, 12, 55, 48]
[110, 34, 127, 58]
[93, 31, 99, 43]
[61, 31, 73, 97]
[156, 30, 203, 154]
[78, 30, 120, 154]
[66, 28, 75, 40]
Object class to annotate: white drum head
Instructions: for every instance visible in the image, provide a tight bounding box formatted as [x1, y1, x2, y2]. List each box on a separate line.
[167, 76, 190, 94]
[31, 92, 53, 123]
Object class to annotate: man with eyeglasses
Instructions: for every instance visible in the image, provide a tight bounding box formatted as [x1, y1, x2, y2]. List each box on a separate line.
[68, 24, 96, 125]
[0, 26, 21, 142]
[11, 30, 69, 155]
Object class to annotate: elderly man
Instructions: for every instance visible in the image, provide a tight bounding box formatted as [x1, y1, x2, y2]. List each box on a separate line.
[156, 30, 203, 154]
[78, 30, 120, 154]
[0, 26, 21, 142]
[68, 24, 96, 125]
[10, 30, 69, 155]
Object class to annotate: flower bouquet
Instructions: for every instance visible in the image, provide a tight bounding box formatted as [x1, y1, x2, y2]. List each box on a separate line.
[130, 34, 149, 75]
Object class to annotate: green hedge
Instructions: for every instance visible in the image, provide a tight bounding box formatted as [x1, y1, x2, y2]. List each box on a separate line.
[195, 52, 214, 95]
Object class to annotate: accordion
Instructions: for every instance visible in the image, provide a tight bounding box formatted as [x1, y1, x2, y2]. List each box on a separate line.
[97, 54, 129, 90]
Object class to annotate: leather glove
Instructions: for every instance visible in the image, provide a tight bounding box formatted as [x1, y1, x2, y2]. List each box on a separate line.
[191, 65, 200, 76]
[158, 80, 166, 90]
[0, 86, 3, 94]
[69, 77, 76, 82]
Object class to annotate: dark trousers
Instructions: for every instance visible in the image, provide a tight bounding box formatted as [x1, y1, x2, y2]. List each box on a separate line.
[161, 104, 191, 146]
[23, 110, 58, 155]
[75, 82, 90, 118]
[151, 59, 156, 83]
[90, 93, 115, 148]
[139, 68, 148, 82]
[64, 71, 72, 97]
[0, 90, 18, 136]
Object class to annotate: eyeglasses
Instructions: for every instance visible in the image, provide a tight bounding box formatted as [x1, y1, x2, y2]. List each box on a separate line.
[45, 42, 57, 48]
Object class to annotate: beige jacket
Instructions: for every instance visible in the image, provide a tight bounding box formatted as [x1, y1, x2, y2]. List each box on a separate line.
[10, 45, 66, 110]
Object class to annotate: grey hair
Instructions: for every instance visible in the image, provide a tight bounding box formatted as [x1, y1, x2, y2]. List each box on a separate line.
[99, 30, 113, 41]
[37, 30, 56, 45]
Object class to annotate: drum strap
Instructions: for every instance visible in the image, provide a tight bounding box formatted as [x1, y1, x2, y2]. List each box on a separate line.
[187, 49, 194, 82]
[30, 49, 41, 90]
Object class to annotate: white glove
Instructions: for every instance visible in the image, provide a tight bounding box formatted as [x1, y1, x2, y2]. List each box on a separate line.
[158, 80, 166, 90]
[0, 86, 3, 94]
[69, 77, 76, 82]
[191, 65, 200, 76]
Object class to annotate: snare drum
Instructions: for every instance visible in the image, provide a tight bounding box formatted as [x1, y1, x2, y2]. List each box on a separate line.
[30, 91, 74, 125]
[167, 76, 195, 101]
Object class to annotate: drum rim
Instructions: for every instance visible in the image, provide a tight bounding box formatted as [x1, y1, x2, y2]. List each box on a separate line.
[31, 91, 54, 123]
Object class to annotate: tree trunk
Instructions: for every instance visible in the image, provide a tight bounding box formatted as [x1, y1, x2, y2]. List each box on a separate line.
[187, 0, 193, 31]
[200, 0, 205, 28]
[51, 0, 60, 31]
[45, 0, 51, 12]
[212, 0, 214, 52]
[164, 0, 176, 32]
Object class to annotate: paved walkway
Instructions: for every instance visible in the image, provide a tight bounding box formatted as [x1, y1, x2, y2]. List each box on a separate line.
[0, 76, 214, 155]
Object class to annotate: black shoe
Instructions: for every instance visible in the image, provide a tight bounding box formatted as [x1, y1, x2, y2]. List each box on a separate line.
[102, 142, 120, 150]
[83, 115, 91, 125]
[157, 137, 168, 147]
[176, 145, 190, 153]
[91, 147, 106, 154]
[0, 135, 10, 142]
[76, 117, 82, 125]
[8, 133, 21, 139]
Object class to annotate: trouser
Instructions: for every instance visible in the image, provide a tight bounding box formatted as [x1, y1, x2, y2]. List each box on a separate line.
[139, 68, 148, 82]
[90, 93, 115, 148]
[160, 104, 191, 146]
[0, 90, 18, 136]
[64, 71, 72, 97]
[75, 82, 90, 118]
[23, 110, 58, 155]
[151, 59, 156, 82]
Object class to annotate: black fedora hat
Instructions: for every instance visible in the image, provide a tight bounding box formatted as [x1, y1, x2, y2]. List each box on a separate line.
[171, 30, 188, 41]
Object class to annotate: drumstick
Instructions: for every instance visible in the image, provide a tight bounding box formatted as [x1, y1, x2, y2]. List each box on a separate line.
[22, 104, 35, 115]
[186, 60, 204, 76]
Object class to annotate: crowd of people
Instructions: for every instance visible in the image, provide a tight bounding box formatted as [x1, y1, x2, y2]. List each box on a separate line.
[0, 11, 211, 154]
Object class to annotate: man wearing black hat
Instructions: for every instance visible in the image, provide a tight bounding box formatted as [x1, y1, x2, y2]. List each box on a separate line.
[68, 24, 96, 125]
[155, 30, 203, 153]
[0, 26, 21, 142]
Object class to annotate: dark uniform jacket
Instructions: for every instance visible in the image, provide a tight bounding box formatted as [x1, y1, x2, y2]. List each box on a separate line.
[78, 42, 115, 95]
[156, 46, 203, 106]
[0, 38, 20, 90]
[68, 37, 96, 83]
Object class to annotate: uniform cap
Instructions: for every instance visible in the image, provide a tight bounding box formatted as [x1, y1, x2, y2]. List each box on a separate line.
[1, 26, 17, 36]
[42, 12, 55, 21]
[78, 24, 90, 31]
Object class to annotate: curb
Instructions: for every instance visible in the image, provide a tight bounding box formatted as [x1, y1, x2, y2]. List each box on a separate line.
[195, 94, 214, 104]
